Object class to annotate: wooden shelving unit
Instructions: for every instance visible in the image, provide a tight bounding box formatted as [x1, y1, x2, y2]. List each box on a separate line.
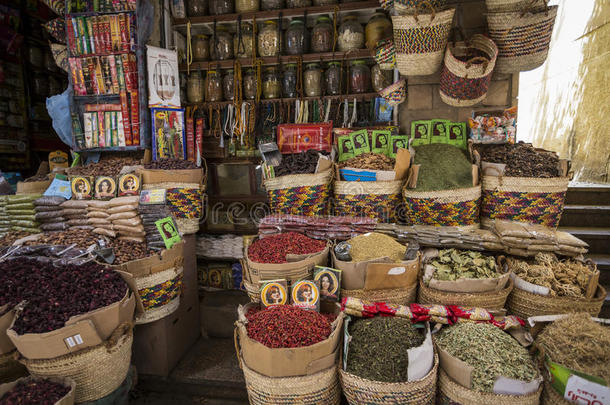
[185, 92, 379, 107]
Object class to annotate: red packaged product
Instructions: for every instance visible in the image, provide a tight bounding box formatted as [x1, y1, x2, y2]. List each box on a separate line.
[120, 91, 132, 145]
[276, 122, 333, 154]
[195, 117, 203, 166]
[186, 114, 195, 162]
[129, 90, 139, 145]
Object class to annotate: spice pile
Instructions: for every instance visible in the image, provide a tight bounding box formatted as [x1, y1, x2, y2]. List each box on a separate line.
[245, 305, 331, 348]
[0, 230, 36, 247]
[67, 156, 141, 177]
[338, 153, 395, 171]
[144, 158, 198, 170]
[247, 232, 326, 263]
[435, 323, 538, 392]
[475, 143, 560, 177]
[536, 314, 610, 384]
[274, 150, 327, 176]
[413, 144, 473, 191]
[22, 173, 51, 183]
[0, 379, 71, 405]
[508, 253, 597, 297]
[347, 317, 425, 382]
[0, 258, 127, 334]
[429, 249, 499, 281]
[345, 232, 406, 262]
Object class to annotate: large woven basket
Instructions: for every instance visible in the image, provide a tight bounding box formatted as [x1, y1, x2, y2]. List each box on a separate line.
[439, 35, 499, 107]
[165, 185, 204, 235]
[403, 185, 481, 227]
[0, 350, 27, 384]
[341, 283, 417, 306]
[392, 8, 455, 76]
[21, 323, 133, 403]
[438, 369, 542, 405]
[394, 0, 447, 15]
[334, 180, 403, 223]
[379, 79, 407, 106]
[541, 381, 570, 405]
[242, 279, 261, 303]
[241, 362, 341, 405]
[135, 266, 183, 324]
[340, 353, 438, 404]
[480, 175, 569, 229]
[264, 169, 333, 217]
[485, 0, 548, 14]
[487, 6, 558, 73]
[417, 277, 513, 310]
[507, 285, 606, 320]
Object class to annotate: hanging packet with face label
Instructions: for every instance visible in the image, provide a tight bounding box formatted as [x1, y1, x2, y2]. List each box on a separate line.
[431, 119, 450, 144]
[411, 120, 431, 147]
[389, 135, 409, 158]
[338, 134, 355, 162]
[446, 122, 467, 149]
[350, 129, 371, 156]
[371, 130, 391, 155]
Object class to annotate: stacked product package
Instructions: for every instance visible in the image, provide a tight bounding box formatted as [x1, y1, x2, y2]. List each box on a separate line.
[35, 196, 68, 232]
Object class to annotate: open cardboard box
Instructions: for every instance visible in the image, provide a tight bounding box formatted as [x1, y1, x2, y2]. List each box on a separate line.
[140, 152, 206, 186]
[262, 155, 333, 182]
[0, 376, 76, 405]
[336, 148, 411, 182]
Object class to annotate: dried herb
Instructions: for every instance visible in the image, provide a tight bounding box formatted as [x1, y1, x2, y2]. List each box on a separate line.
[338, 153, 395, 171]
[435, 323, 538, 392]
[346, 232, 406, 262]
[430, 249, 499, 281]
[347, 317, 425, 382]
[475, 142, 560, 178]
[274, 150, 329, 176]
[0, 379, 71, 405]
[413, 144, 473, 191]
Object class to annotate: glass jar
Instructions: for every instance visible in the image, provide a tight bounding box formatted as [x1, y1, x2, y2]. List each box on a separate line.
[192, 35, 210, 61]
[233, 22, 254, 59]
[286, 0, 311, 7]
[28, 46, 43, 68]
[285, 19, 308, 56]
[365, 11, 392, 50]
[209, 27, 234, 61]
[209, 0, 233, 15]
[187, 71, 204, 103]
[186, 0, 207, 16]
[371, 64, 392, 92]
[263, 67, 281, 99]
[258, 20, 280, 57]
[349, 60, 370, 93]
[261, 0, 283, 10]
[205, 70, 223, 102]
[325, 62, 341, 96]
[338, 15, 364, 52]
[243, 68, 257, 100]
[282, 64, 297, 98]
[304, 63, 322, 97]
[311, 16, 333, 53]
[223, 69, 235, 101]
[313, 0, 336, 5]
[236, 0, 259, 13]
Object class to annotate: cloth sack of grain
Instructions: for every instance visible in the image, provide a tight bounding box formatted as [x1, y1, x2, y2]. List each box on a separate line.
[34, 196, 66, 226]
[107, 197, 143, 241]
[7, 195, 41, 233]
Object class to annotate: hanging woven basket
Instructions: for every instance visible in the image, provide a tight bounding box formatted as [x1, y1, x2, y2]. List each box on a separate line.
[485, 0, 548, 13]
[264, 169, 333, 217]
[374, 39, 396, 70]
[379, 79, 407, 106]
[394, 0, 447, 15]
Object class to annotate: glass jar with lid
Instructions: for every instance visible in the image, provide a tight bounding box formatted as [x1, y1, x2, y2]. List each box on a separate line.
[286, 0, 311, 7]
[371, 64, 392, 92]
[236, 0, 259, 13]
[209, 27, 234, 61]
[338, 15, 364, 52]
[223, 69, 235, 101]
[243, 68, 257, 100]
[263, 67, 281, 99]
[258, 20, 280, 57]
[325, 62, 342, 96]
[311, 16, 333, 53]
[186, 0, 207, 16]
[304, 63, 323, 97]
[205, 70, 223, 102]
[282, 64, 297, 98]
[365, 10, 392, 50]
[261, 0, 284, 10]
[349, 60, 370, 93]
[285, 19, 308, 55]
[192, 35, 210, 61]
[209, 0, 233, 15]
[233, 22, 254, 59]
[187, 71, 204, 103]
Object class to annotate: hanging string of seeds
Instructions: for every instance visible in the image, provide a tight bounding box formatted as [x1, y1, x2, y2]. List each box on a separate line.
[508, 253, 597, 297]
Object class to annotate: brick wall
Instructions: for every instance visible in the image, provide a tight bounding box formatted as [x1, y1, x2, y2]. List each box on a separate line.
[397, 0, 518, 134]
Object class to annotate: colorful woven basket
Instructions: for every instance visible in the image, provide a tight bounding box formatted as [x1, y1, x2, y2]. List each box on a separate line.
[418, 277, 513, 311]
[379, 79, 407, 106]
[393, 0, 446, 15]
[264, 169, 333, 217]
[340, 283, 418, 306]
[392, 8, 455, 76]
[334, 180, 404, 223]
[480, 175, 569, 229]
[43, 18, 66, 44]
[374, 39, 396, 70]
[403, 185, 481, 227]
[485, 0, 548, 13]
[487, 6, 558, 73]
[379, 0, 394, 12]
[439, 35, 499, 107]
[42, 0, 65, 15]
[135, 266, 183, 324]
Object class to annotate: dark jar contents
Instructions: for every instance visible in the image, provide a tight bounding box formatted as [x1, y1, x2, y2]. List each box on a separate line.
[365, 11, 392, 50]
[192, 35, 209, 61]
[285, 19, 308, 55]
[282, 64, 297, 98]
[187, 71, 204, 103]
[371, 64, 392, 92]
[209, 28, 234, 61]
[263, 67, 281, 99]
[286, 0, 311, 7]
[234, 22, 254, 59]
[205, 70, 223, 102]
[313, 0, 336, 5]
[258, 20, 280, 57]
[236, 0, 259, 13]
[244, 68, 257, 100]
[338, 15, 364, 52]
[304, 63, 323, 97]
[350, 60, 370, 93]
[311, 16, 333, 53]
[261, 0, 284, 9]
[223, 69, 235, 101]
[325, 62, 342, 96]
[186, 0, 207, 16]
[209, 0, 233, 15]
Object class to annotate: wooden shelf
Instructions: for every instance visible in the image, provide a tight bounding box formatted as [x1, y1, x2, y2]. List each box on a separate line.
[185, 92, 379, 107]
[74, 145, 145, 152]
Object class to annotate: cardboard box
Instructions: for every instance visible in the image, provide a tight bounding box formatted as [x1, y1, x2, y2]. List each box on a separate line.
[0, 376, 76, 405]
[140, 168, 205, 186]
[0, 306, 15, 354]
[16, 179, 52, 195]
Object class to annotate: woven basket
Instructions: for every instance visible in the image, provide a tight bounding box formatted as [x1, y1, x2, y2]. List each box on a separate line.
[507, 285, 606, 320]
[242, 279, 261, 303]
[480, 175, 569, 229]
[438, 369, 542, 405]
[334, 180, 403, 223]
[403, 185, 481, 227]
[417, 277, 513, 310]
[341, 283, 417, 306]
[374, 39, 396, 70]
[241, 362, 341, 405]
[264, 169, 333, 217]
[541, 381, 570, 405]
[0, 350, 27, 384]
[379, 0, 394, 12]
[394, 0, 447, 15]
[22, 323, 133, 403]
[485, 0, 548, 13]
[487, 6, 558, 73]
[392, 8, 455, 76]
[439, 35, 499, 107]
[379, 79, 407, 106]
[135, 266, 183, 324]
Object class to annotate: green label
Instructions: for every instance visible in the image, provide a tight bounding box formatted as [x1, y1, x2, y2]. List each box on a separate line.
[155, 217, 182, 249]
[350, 129, 370, 156]
[546, 358, 607, 397]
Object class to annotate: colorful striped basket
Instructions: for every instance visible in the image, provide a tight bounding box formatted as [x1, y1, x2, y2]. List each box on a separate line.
[485, 0, 548, 13]
[379, 79, 407, 106]
[480, 174, 569, 230]
[392, 7, 455, 76]
[439, 35, 499, 107]
[393, 0, 446, 15]
[264, 169, 333, 217]
[340, 283, 418, 306]
[165, 186, 204, 234]
[134, 266, 183, 324]
[374, 39, 396, 70]
[334, 180, 404, 223]
[403, 185, 481, 227]
[487, 5, 558, 73]
[378, 0, 394, 12]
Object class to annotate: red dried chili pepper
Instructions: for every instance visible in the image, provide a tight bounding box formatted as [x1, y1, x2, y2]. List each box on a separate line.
[247, 232, 326, 264]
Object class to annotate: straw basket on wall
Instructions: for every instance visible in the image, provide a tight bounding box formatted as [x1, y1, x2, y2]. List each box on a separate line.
[485, 0, 548, 13]
[418, 277, 513, 310]
[264, 169, 333, 217]
[334, 180, 403, 223]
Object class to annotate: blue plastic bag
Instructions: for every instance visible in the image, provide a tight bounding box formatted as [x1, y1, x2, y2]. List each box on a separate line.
[46, 86, 74, 148]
